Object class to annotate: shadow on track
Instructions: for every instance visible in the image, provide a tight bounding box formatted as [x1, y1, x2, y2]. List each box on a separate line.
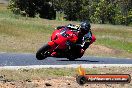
[57, 59, 100, 62]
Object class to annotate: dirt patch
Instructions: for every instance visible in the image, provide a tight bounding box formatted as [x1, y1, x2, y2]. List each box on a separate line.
[0, 76, 132, 88]
[0, 67, 132, 88]
[85, 44, 132, 58]
[0, 0, 8, 5]
[88, 44, 121, 55]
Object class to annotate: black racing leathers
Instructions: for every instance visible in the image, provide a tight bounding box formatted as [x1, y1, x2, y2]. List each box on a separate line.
[76, 31, 92, 50]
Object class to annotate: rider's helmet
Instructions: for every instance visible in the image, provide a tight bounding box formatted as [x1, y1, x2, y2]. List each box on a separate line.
[80, 20, 91, 35]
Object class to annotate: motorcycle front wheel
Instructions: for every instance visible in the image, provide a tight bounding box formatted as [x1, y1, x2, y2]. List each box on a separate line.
[36, 44, 50, 60]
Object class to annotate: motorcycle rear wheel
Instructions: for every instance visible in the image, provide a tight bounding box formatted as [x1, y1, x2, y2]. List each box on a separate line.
[67, 51, 79, 61]
[67, 56, 77, 61]
[36, 44, 50, 60]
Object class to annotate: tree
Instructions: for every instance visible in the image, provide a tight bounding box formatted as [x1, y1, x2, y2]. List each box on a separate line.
[8, 0, 132, 25]
[8, 0, 56, 19]
[63, 0, 82, 21]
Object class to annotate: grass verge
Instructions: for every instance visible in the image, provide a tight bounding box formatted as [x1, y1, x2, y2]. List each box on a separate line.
[0, 67, 132, 81]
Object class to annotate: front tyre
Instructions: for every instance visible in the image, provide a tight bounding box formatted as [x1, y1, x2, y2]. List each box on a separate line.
[36, 44, 50, 60]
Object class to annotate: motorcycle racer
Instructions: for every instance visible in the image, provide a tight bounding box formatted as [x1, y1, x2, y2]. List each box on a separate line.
[75, 21, 96, 57]
[51, 20, 96, 57]
[36, 20, 96, 60]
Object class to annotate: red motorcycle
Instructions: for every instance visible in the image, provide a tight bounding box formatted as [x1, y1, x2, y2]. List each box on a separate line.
[36, 26, 82, 61]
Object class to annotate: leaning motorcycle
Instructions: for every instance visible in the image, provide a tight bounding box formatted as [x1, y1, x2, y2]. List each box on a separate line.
[36, 26, 85, 61]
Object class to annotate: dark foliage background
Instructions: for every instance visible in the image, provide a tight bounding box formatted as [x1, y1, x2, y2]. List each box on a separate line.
[8, 0, 132, 25]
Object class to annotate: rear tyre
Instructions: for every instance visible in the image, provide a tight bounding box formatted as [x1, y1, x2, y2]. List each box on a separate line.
[67, 51, 79, 61]
[68, 58, 76, 61]
[36, 44, 50, 60]
[67, 55, 77, 61]
[67, 46, 81, 61]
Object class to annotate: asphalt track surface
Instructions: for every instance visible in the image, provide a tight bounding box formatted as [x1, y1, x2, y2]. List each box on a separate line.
[0, 53, 132, 67]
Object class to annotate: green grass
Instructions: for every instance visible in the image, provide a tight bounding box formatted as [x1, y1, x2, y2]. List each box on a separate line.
[0, 67, 132, 81]
[93, 28, 132, 53]
[97, 38, 132, 53]
[0, 68, 97, 81]
[0, 4, 132, 58]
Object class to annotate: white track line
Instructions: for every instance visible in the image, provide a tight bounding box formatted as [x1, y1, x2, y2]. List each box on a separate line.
[0, 64, 132, 70]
